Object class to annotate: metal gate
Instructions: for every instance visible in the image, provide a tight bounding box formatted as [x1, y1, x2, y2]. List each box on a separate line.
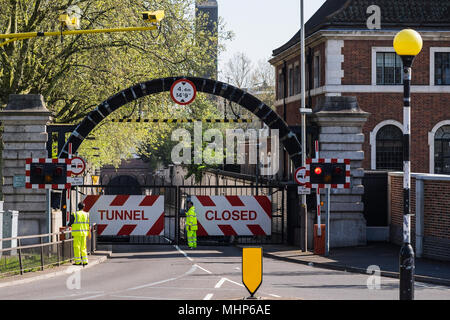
[69, 184, 286, 246]
[179, 185, 286, 245]
[362, 171, 388, 226]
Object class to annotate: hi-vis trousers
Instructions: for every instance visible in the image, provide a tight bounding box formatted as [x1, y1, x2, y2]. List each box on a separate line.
[73, 236, 88, 265]
[187, 230, 197, 248]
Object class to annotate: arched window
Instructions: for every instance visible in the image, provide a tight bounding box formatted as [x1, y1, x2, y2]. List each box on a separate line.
[434, 125, 450, 174]
[376, 125, 403, 170]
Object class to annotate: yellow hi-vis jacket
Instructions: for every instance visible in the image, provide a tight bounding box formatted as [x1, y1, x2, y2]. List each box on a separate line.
[186, 206, 198, 231]
[72, 210, 90, 237]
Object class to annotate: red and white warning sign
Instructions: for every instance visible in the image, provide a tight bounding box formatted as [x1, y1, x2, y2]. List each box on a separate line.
[70, 156, 86, 176]
[191, 196, 272, 236]
[82, 195, 164, 236]
[170, 78, 197, 105]
[294, 167, 307, 185]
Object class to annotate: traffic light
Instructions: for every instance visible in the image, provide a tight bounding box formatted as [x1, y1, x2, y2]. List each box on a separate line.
[29, 163, 68, 185]
[142, 10, 165, 23]
[310, 163, 347, 185]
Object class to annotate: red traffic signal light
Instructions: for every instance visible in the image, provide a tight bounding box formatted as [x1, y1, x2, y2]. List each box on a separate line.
[32, 166, 43, 176]
[54, 167, 63, 177]
[29, 163, 67, 185]
[334, 167, 342, 175]
[310, 163, 347, 185]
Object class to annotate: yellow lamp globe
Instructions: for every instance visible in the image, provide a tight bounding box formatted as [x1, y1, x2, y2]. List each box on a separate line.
[393, 29, 423, 56]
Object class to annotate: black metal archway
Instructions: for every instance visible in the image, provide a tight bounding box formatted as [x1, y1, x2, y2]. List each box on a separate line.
[59, 76, 302, 167]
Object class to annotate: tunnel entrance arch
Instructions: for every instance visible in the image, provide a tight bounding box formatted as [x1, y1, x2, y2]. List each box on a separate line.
[58, 76, 303, 167]
[60, 77, 303, 245]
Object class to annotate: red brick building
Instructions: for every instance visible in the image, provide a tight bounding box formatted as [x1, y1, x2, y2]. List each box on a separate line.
[270, 0, 450, 178]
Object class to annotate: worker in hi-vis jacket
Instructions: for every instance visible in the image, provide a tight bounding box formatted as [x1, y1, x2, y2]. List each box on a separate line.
[185, 197, 197, 249]
[67, 202, 90, 266]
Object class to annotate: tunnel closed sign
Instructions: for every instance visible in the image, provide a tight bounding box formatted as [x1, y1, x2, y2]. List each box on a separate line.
[191, 196, 272, 236]
[83, 195, 165, 236]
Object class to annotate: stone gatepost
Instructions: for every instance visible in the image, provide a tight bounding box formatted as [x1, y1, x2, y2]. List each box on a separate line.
[0, 95, 52, 237]
[312, 96, 370, 247]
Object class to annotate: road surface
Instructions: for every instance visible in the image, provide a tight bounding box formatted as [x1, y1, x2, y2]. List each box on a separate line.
[0, 245, 449, 300]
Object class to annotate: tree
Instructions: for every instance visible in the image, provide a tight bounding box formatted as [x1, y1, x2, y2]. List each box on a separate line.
[220, 52, 275, 122]
[249, 57, 275, 107]
[0, 0, 232, 168]
[222, 51, 253, 89]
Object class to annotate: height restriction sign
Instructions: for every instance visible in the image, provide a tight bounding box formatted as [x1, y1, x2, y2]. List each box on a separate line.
[170, 79, 197, 105]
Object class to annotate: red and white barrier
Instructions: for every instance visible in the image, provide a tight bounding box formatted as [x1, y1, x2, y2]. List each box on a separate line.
[191, 196, 272, 236]
[83, 195, 164, 236]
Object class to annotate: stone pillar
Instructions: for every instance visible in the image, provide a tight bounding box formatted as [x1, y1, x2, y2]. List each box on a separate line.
[0, 94, 52, 237]
[2, 210, 19, 254]
[312, 96, 370, 247]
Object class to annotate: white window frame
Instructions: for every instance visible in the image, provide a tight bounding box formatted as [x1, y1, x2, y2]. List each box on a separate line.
[370, 120, 404, 170]
[294, 61, 300, 95]
[428, 120, 450, 173]
[313, 51, 321, 89]
[277, 68, 284, 99]
[288, 64, 294, 96]
[371, 47, 403, 86]
[430, 47, 450, 86]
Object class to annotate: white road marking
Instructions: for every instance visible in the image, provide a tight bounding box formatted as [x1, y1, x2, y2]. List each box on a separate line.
[203, 293, 214, 300]
[215, 277, 227, 288]
[174, 245, 194, 262]
[126, 264, 197, 291]
[269, 293, 281, 298]
[80, 264, 199, 300]
[224, 277, 244, 287]
[195, 264, 212, 274]
[215, 277, 244, 288]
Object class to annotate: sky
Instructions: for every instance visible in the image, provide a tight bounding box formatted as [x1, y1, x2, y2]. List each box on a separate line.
[217, 0, 327, 76]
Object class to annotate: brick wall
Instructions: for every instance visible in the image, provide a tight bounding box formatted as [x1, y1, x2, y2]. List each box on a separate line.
[389, 173, 450, 261]
[274, 42, 326, 101]
[343, 92, 450, 172]
[389, 175, 416, 246]
[341, 40, 450, 85]
[273, 38, 450, 175]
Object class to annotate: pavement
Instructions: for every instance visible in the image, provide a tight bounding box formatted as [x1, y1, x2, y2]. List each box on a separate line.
[260, 242, 450, 287]
[0, 247, 112, 289]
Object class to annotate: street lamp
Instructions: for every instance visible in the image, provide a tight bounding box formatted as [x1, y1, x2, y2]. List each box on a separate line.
[393, 28, 423, 301]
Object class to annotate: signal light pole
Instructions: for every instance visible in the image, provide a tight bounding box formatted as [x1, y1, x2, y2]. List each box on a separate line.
[393, 28, 423, 301]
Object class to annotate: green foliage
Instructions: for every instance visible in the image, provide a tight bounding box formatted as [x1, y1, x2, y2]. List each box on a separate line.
[137, 93, 226, 182]
[0, 0, 232, 168]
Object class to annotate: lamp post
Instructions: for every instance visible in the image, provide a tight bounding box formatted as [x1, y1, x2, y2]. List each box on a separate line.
[393, 28, 423, 301]
[300, 0, 310, 252]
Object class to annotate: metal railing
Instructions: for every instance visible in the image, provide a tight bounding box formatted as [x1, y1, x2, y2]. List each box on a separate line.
[0, 224, 97, 277]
